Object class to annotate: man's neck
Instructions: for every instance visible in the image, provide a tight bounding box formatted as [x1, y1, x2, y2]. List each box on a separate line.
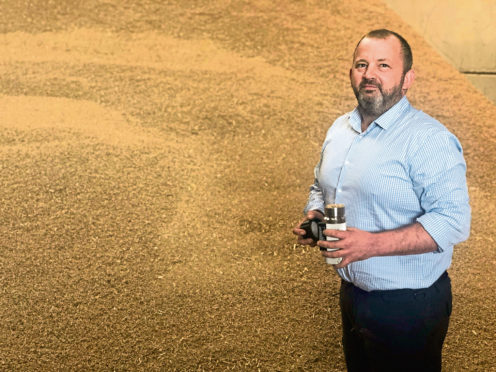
[358, 109, 379, 132]
[358, 95, 406, 133]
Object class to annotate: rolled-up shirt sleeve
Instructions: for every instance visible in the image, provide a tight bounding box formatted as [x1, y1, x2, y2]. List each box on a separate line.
[412, 130, 471, 252]
[304, 160, 326, 215]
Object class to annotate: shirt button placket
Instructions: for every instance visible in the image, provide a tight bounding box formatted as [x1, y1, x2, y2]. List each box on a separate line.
[336, 137, 359, 201]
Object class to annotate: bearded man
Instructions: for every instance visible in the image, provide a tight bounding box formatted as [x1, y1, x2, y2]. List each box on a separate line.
[293, 29, 470, 372]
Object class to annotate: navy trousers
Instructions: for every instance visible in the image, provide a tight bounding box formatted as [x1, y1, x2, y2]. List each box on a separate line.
[339, 272, 452, 372]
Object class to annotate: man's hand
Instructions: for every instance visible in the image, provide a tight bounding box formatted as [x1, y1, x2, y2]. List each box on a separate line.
[318, 227, 376, 268]
[292, 210, 324, 247]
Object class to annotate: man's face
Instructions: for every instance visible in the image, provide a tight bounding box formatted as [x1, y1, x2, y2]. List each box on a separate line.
[350, 36, 412, 117]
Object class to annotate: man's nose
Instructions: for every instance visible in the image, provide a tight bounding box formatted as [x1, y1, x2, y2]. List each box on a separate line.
[363, 66, 376, 80]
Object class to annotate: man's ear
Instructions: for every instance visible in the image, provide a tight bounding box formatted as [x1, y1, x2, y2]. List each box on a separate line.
[402, 69, 415, 91]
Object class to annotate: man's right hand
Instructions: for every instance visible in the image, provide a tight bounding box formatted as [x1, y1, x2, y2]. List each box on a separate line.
[292, 209, 324, 246]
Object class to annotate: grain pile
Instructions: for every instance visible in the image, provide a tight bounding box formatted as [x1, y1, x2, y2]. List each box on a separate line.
[0, 1, 495, 370]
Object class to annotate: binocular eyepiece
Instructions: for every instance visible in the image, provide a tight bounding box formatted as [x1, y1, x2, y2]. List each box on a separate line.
[299, 204, 346, 258]
[300, 218, 326, 242]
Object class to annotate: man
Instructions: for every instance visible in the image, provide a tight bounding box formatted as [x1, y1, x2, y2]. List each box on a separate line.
[293, 29, 470, 372]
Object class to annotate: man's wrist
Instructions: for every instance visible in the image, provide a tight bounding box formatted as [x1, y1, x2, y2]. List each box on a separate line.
[309, 209, 324, 218]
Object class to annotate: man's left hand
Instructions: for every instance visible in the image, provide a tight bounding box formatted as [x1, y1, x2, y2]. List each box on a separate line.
[318, 227, 377, 269]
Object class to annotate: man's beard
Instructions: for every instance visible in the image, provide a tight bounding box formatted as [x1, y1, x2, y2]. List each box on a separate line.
[352, 77, 404, 117]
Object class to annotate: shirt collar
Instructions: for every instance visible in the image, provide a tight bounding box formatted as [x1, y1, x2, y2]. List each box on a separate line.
[349, 96, 412, 132]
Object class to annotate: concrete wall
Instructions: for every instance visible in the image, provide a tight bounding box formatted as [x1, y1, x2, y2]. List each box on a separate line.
[384, 0, 496, 104]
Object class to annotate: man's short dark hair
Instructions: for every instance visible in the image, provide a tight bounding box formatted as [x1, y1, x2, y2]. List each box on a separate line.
[354, 29, 413, 74]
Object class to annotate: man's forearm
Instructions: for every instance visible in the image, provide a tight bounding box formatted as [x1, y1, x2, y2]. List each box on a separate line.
[319, 221, 439, 267]
[370, 222, 438, 257]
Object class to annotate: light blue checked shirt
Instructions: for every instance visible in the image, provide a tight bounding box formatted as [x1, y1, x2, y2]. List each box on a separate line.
[305, 96, 471, 291]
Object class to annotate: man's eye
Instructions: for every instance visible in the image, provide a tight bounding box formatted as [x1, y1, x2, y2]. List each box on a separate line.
[379, 63, 390, 68]
[356, 63, 367, 68]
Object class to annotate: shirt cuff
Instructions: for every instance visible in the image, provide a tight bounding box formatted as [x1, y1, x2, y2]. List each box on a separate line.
[304, 202, 325, 216]
[416, 214, 448, 252]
